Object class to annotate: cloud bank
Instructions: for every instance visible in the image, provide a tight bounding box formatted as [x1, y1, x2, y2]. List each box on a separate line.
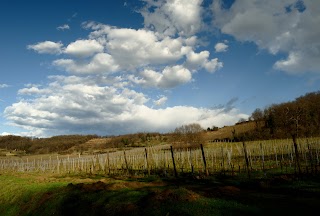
[4, 75, 247, 137]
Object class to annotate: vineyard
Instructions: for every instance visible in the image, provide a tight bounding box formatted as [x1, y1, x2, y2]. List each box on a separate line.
[1, 137, 320, 178]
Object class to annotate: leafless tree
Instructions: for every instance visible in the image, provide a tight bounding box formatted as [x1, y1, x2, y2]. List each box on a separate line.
[173, 123, 204, 148]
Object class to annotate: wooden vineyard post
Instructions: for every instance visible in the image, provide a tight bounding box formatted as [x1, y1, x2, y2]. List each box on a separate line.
[242, 141, 251, 179]
[123, 151, 129, 175]
[189, 148, 194, 174]
[170, 146, 178, 177]
[26, 158, 29, 172]
[221, 146, 225, 174]
[292, 135, 302, 176]
[316, 144, 319, 173]
[179, 150, 183, 173]
[274, 146, 278, 168]
[200, 144, 209, 176]
[145, 148, 150, 176]
[57, 156, 60, 174]
[49, 156, 52, 173]
[260, 143, 265, 172]
[307, 140, 314, 174]
[107, 152, 110, 174]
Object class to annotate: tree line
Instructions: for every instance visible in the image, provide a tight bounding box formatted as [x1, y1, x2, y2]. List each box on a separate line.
[0, 132, 165, 155]
[247, 91, 320, 140]
[0, 135, 98, 154]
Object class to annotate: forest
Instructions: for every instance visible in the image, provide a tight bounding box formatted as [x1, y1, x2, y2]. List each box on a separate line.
[246, 91, 320, 140]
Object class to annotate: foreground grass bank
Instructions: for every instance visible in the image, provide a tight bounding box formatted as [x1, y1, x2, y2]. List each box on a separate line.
[0, 172, 320, 216]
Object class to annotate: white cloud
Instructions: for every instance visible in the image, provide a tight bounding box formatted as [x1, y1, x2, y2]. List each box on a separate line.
[4, 76, 146, 136]
[64, 39, 104, 58]
[53, 53, 119, 74]
[274, 51, 320, 74]
[154, 96, 168, 106]
[28, 21, 223, 77]
[27, 41, 63, 54]
[85, 23, 189, 69]
[18, 86, 51, 95]
[141, 0, 204, 36]
[215, 42, 228, 52]
[212, 0, 320, 74]
[130, 65, 192, 89]
[185, 51, 223, 73]
[57, 24, 70, 31]
[158, 65, 192, 88]
[4, 75, 248, 137]
[185, 51, 209, 69]
[204, 58, 223, 73]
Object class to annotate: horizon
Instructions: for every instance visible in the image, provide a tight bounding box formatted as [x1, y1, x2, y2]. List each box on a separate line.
[1, 0, 320, 137]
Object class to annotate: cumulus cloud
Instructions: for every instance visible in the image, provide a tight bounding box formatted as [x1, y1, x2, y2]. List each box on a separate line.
[85, 23, 189, 69]
[212, 0, 320, 74]
[215, 42, 228, 52]
[53, 53, 119, 74]
[27, 13, 223, 77]
[154, 96, 168, 106]
[4, 75, 247, 137]
[27, 41, 63, 54]
[185, 51, 223, 73]
[185, 51, 210, 69]
[141, 0, 204, 36]
[18, 86, 51, 95]
[27, 39, 104, 58]
[204, 58, 223, 73]
[130, 65, 192, 88]
[64, 39, 104, 58]
[31, 22, 222, 76]
[57, 24, 70, 31]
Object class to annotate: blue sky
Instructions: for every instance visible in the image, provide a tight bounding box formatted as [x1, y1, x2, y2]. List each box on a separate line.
[1, 0, 319, 137]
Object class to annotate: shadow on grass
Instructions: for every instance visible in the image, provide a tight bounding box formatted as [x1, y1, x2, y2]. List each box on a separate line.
[22, 179, 259, 216]
[3, 173, 320, 216]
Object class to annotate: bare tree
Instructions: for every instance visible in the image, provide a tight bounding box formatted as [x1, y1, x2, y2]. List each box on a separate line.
[250, 108, 264, 130]
[173, 123, 204, 148]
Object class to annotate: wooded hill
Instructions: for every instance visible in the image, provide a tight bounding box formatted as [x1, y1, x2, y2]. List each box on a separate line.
[1, 91, 319, 155]
[0, 135, 98, 155]
[245, 91, 320, 140]
[0, 133, 166, 155]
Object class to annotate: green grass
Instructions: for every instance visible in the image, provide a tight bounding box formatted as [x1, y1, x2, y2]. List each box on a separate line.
[138, 187, 259, 216]
[0, 173, 256, 216]
[0, 172, 319, 216]
[0, 173, 68, 216]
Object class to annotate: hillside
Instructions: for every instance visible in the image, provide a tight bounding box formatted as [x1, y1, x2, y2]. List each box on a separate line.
[204, 121, 256, 142]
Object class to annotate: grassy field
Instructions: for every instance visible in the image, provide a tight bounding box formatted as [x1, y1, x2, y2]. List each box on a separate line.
[1, 172, 320, 216]
[1, 136, 320, 215]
